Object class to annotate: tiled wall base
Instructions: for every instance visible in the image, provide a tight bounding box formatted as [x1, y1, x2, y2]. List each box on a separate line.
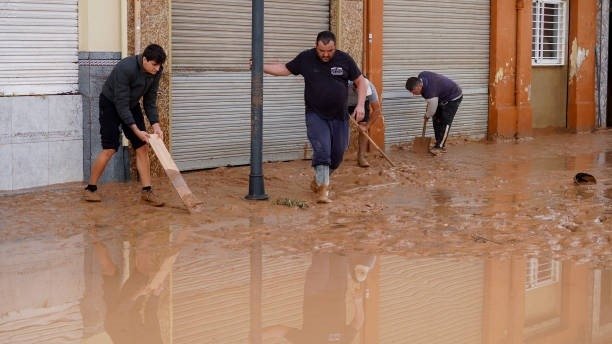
[0, 95, 83, 191]
[79, 52, 131, 185]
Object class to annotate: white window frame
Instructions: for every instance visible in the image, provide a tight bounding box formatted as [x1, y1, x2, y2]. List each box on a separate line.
[526, 258, 561, 290]
[532, 0, 568, 66]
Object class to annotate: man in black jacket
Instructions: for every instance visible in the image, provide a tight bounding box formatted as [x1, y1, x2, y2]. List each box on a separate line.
[83, 44, 166, 206]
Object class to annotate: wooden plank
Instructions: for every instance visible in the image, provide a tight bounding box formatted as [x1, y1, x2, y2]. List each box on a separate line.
[148, 134, 203, 213]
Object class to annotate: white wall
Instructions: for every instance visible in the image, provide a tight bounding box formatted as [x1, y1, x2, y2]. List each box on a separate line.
[78, 0, 122, 52]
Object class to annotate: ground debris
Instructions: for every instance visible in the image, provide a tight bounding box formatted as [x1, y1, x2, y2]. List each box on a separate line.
[471, 233, 502, 245]
[274, 197, 309, 209]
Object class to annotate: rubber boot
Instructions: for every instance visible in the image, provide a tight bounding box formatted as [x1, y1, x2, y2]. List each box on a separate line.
[317, 184, 331, 203]
[357, 131, 370, 167]
[313, 165, 331, 203]
[310, 177, 319, 193]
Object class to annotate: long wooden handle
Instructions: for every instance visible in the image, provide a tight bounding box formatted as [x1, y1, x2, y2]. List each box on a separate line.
[350, 117, 395, 167]
[421, 117, 428, 137]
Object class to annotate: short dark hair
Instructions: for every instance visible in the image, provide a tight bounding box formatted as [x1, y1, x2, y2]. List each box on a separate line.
[316, 31, 336, 45]
[405, 77, 421, 91]
[143, 44, 167, 64]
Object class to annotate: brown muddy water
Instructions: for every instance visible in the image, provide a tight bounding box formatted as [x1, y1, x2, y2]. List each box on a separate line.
[0, 131, 611, 343]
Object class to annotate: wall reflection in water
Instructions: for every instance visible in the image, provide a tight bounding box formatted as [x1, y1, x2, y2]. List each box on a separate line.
[2, 232, 612, 344]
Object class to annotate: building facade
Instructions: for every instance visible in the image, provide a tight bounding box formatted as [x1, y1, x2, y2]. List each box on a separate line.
[1, 0, 83, 192]
[0, 0, 608, 191]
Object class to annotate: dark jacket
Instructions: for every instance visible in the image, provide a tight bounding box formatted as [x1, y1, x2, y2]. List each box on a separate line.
[418, 71, 462, 103]
[101, 54, 162, 126]
[286, 48, 362, 119]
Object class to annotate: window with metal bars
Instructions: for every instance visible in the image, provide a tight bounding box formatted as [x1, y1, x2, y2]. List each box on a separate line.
[531, 0, 568, 65]
[526, 258, 561, 290]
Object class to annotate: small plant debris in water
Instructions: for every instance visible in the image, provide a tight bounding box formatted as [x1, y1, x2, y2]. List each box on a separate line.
[274, 198, 309, 209]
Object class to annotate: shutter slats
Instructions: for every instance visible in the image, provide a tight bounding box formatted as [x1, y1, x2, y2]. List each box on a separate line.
[0, 0, 78, 95]
[383, 0, 490, 144]
[171, 1, 328, 170]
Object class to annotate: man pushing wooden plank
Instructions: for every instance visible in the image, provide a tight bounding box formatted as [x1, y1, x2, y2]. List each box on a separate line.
[83, 44, 167, 206]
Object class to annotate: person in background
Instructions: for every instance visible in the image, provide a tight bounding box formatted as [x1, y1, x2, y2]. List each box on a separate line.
[348, 77, 382, 167]
[405, 71, 462, 154]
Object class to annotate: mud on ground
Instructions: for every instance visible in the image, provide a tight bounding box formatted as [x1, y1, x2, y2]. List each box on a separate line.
[1, 130, 610, 266]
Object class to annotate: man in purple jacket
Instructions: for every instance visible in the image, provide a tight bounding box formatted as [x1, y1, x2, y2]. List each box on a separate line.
[405, 71, 463, 154]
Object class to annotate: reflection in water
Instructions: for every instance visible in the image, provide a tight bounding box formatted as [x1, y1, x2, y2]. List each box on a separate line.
[3, 232, 612, 343]
[262, 252, 376, 343]
[0, 233, 85, 343]
[594, 269, 612, 342]
[90, 228, 183, 344]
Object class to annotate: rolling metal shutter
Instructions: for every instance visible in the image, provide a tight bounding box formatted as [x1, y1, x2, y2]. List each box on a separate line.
[382, 0, 490, 144]
[0, 0, 78, 95]
[171, 1, 329, 170]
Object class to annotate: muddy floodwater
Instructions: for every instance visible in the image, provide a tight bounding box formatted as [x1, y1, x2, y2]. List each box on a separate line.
[1, 130, 611, 343]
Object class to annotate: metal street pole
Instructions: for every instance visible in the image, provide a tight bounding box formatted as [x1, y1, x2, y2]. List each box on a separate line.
[246, 0, 268, 200]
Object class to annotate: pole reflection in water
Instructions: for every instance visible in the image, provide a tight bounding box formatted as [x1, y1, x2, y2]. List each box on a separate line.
[250, 232, 262, 343]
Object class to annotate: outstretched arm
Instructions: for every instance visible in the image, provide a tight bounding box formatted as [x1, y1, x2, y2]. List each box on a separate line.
[263, 63, 292, 76]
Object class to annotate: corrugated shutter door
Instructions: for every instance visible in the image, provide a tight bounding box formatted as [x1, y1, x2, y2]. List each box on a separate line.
[0, 0, 78, 95]
[171, 1, 329, 170]
[382, 0, 490, 144]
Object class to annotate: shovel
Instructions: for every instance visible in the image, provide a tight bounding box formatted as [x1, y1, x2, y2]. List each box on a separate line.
[413, 117, 432, 154]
